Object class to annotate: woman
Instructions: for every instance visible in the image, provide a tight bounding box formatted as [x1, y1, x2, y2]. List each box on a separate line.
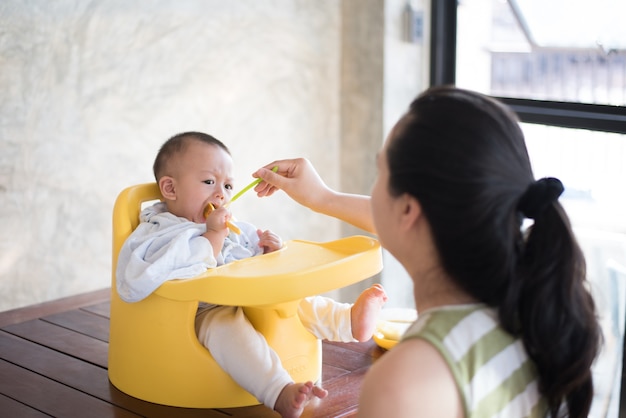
[252, 86, 600, 418]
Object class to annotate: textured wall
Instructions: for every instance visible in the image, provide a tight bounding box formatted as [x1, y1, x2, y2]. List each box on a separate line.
[0, 0, 425, 311]
[0, 0, 344, 310]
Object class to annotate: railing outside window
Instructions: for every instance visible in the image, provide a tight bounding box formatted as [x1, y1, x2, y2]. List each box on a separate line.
[492, 50, 626, 106]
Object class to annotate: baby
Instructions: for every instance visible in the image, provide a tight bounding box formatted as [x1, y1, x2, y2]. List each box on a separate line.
[116, 131, 387, 418]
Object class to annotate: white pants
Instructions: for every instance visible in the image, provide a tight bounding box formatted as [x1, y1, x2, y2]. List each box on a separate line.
[194, 296, 354, 409]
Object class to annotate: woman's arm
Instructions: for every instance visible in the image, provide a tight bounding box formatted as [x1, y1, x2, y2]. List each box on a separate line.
[253, 158, 376, 234]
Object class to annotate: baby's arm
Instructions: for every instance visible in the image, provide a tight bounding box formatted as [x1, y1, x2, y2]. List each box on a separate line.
[257, 229, 283, 254]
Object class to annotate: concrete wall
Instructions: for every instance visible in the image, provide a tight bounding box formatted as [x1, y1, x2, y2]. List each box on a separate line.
[0, 0, 425, 311]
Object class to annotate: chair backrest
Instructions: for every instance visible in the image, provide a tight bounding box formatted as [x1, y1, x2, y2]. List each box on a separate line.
[109, 182, 263, 407]
[111, 182, 161, 285]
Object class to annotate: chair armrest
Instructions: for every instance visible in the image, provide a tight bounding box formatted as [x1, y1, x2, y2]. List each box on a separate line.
[154, 235, 382, 306]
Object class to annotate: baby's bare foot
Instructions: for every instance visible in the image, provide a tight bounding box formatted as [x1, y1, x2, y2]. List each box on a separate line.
[351, 284, 388, 342]
[274, 381, 328, 418]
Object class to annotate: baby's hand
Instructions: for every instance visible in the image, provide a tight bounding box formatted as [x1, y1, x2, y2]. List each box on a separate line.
[257, 229, 283, 254]
[205, 205, 231, 236]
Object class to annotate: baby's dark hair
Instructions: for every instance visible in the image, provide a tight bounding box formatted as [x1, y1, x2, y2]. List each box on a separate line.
[153, 131, 230, 181]
[386, 86, 599, 418]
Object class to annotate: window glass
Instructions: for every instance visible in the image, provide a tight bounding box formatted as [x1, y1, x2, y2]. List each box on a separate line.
[456, 0, 626, 234]
[522, 123, 625, 232]
[457, 0, 626, 106]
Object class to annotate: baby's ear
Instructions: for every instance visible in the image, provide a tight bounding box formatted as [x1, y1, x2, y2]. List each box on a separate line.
[158, 176, 176, 200]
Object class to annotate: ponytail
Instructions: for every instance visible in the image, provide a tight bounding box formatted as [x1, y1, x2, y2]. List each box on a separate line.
[502, 184, 600, 418]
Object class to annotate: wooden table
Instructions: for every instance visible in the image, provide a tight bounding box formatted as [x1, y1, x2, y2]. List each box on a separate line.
[0, 289, 385, 417]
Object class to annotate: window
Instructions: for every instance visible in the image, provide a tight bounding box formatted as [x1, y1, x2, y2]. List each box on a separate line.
[448, 0, 626, 231]
[433, 1, 626, 415]
[476, 0, 626, 106]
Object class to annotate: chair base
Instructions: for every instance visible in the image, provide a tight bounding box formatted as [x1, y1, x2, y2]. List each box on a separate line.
[108, 293, 322, 409]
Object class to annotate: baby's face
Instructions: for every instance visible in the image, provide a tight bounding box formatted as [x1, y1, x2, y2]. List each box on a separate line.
[168, 141, 234, 223]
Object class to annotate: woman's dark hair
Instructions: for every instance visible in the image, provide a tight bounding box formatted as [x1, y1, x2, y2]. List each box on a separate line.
[153, 131, 230, 181]
[386, 86, 599, 418]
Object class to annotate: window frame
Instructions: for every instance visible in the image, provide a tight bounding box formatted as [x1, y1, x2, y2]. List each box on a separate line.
[430, 0, 626, 134]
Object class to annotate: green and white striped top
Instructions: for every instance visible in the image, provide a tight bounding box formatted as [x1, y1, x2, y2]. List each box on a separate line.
[402, 304, 548, 418]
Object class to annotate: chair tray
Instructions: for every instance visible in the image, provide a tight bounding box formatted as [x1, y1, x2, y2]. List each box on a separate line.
[155, 235, 382, 306]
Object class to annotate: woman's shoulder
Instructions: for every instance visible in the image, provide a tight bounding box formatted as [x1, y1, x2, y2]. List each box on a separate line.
[398, 304, 542, 418]
[358, 338, 463, 418]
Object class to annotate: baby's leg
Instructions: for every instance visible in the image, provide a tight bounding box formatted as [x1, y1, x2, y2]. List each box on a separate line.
[196, 306, 292, 409]
[298, 284, 387, 342]
[196, 306, 328, 416]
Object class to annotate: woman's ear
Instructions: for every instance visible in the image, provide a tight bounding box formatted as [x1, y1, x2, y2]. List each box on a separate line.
[158, 176, 176, 200]
[398, 193, 422, 231]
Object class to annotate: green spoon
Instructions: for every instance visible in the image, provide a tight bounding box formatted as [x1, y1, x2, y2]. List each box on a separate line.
[228, 166, 278, 205]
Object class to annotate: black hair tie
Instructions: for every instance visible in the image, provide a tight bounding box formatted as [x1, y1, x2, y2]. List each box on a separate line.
[517, 177, 564, 220]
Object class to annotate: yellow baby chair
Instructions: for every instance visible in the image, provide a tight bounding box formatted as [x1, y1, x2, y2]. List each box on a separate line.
[108, 183, 383, 408]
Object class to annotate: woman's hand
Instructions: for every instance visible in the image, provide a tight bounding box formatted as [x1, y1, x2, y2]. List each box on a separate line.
[253, 157, 376, 234]
[253, 158, 332, 212]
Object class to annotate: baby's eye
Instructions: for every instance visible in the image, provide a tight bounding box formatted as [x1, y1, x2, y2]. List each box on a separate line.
[225, 184, 233, 190]
[203, 180, 215, 185]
